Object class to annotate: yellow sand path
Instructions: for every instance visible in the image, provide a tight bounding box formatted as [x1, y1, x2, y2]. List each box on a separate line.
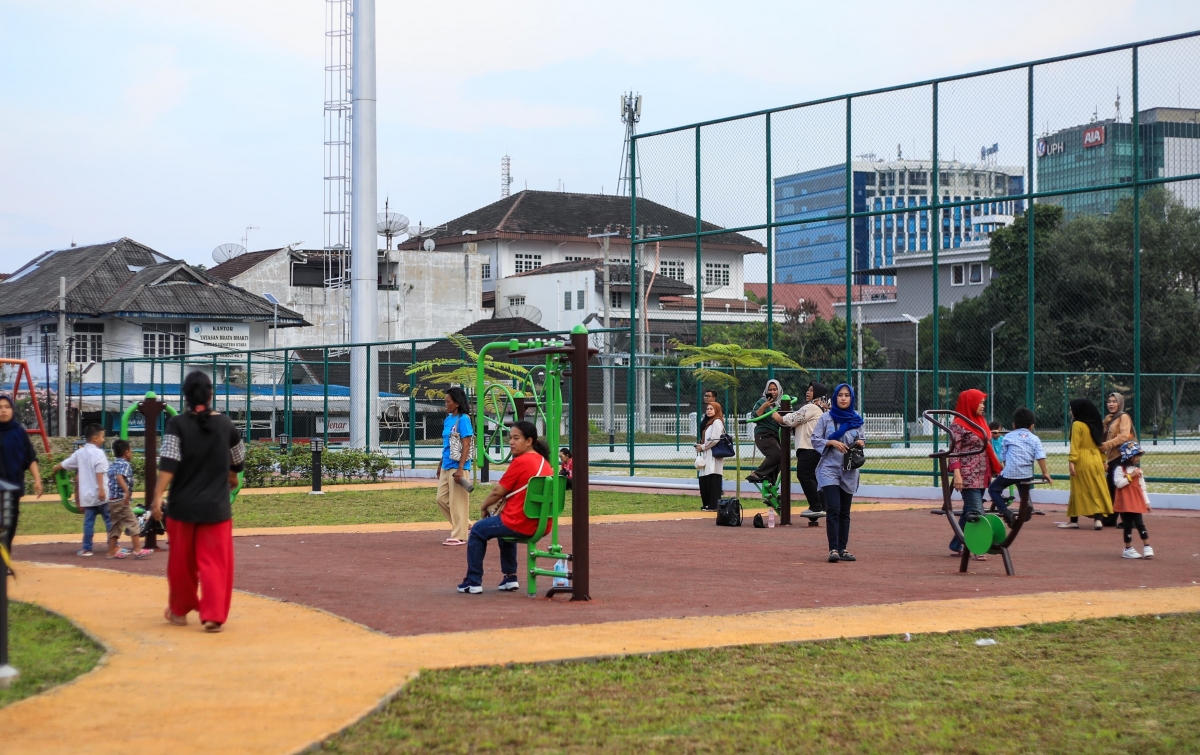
[4, 561, 1199, 755]
[12, 502, 924, 546]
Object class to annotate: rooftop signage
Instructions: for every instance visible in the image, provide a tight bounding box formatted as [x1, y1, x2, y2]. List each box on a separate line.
[1083, 125, 1106, 148]
[1036, 139, 1065, 157]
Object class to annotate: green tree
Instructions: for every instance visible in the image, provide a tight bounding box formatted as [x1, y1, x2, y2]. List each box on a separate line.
[672, 341, 800, 500]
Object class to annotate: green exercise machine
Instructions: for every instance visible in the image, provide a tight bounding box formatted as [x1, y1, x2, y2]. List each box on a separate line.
[474, 325, 596, 600]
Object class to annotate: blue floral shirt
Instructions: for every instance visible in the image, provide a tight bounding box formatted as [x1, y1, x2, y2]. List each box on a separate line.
[107, 458, 133, 502]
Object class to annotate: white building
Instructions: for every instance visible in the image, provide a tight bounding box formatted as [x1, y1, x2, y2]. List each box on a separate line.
[207, 245, 486, 348]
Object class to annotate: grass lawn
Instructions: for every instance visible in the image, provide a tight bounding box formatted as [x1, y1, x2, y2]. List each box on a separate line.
[0, 602, 103, 708]
[325, 614, 1200, 755]
[14, 487, 709, 536]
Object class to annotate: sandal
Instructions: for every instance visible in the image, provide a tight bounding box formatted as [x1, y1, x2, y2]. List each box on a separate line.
[442, 538, 466, 546]
[107, 549, 131, 560]
[203, 621, 223, 633]
[132, 549, 153, 560]
[838, 551, 857, 562]
[163, 607, 188, 626]
[972, 554, 988, 561]
[1056, 522, 1079, 529]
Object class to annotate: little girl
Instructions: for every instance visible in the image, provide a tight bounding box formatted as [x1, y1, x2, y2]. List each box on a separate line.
[1112, 441, 1153, 560]
[559, 447, 573, 490]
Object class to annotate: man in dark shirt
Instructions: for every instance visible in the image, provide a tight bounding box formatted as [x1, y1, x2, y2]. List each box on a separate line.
[747, 379, 784, 484]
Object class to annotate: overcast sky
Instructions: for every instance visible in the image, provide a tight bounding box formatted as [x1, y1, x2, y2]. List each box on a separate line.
[3, 0, 1200, 278]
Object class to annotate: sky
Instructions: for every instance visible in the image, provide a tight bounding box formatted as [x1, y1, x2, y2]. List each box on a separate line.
[3, 0, 1200, 279]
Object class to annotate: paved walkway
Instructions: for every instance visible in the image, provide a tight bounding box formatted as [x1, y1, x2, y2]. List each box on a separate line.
[4, 561, 1199, 755]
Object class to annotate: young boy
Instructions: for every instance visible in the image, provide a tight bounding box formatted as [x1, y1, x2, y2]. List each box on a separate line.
[53, 424, 111, 557]
[105, 439, 151, 559]
[988, 421, 1005, 463]
[987, 407, 1052, 515]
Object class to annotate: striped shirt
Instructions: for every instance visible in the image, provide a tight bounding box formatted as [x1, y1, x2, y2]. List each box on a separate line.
[999, 428, 1045, 480]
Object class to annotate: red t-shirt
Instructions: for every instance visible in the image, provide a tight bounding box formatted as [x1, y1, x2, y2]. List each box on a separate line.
[499, 452, 552, 536]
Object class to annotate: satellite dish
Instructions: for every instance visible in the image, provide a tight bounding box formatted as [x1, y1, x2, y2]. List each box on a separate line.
[495, 304, 542, 324]
[212, 243, 247, 264]
[422, 238, 436, 252]
[377, 211, 409, 235]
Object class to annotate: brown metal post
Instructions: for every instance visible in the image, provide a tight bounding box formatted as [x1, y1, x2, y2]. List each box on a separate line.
[778, 396, 792, 525]
[569, 328, 591, 601]
[139, 397, 166, 551]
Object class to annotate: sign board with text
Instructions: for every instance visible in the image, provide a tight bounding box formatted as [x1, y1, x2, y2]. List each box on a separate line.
[1082, 125, 1106, 149]
[317, 416, 350, 435]
[189, 322, 250, 357]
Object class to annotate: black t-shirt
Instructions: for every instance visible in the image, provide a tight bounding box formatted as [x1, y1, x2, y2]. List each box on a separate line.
[159, 413, 245, 523]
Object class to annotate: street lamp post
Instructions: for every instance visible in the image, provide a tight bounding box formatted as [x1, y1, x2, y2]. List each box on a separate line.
[902, 314, 920, 434]
[989, 320, 1006, 422]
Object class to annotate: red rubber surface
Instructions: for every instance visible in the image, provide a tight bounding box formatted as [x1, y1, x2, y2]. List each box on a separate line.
[19, 510, 1200, 637]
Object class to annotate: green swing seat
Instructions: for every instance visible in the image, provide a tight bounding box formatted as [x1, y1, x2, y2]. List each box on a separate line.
[500, 475, 571, 597]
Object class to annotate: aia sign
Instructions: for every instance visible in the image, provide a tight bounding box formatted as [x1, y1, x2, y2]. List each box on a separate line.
[1083, 125, 1106, 148]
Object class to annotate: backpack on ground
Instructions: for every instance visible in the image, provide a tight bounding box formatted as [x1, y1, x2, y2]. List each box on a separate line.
[716, 497, 742, 527]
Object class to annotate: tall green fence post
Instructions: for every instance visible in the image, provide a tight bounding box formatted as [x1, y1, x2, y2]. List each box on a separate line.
[1026, 64, 1037, 409]
[931, 81, 941, 457]
[246, 349, 253, 442]
[628, 132, 639, 477]
[322, 347, 329, 448]
[903, 370, 910, 448]
[694, 124, 704, 423]
[1172, 374, 1177, 445]
[1131, 45, 1142, 436]
[409, 342, 417, 468]
[675, 365, 681, 450]
[844, 96, 853, 383]
[765, 111, 774, 371]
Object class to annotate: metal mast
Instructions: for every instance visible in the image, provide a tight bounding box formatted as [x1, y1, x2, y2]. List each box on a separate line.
[349, 0, 378, 450]
[501, 155, 513, 198]
[323, 0, 353, 343]
[616, 93, 642, 196]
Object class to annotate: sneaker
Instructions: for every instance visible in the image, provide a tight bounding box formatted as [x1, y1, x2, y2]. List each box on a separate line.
[827, 550, 841, 563]
[1122, 547, 1142, 559]
[456, 580, 483, 594]
[1142, 545, 1154, 559]
[498, 575, 520, 592]
[1056, 522, 1079, 529]
[1093, 519, 1104, 531]
[76, 549, 93, 557]
[839, 550, 857, 562]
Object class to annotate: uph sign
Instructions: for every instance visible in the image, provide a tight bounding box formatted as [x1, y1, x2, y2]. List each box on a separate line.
[1082, 125, 1106, 148]
[1036, 139, 1064, 157]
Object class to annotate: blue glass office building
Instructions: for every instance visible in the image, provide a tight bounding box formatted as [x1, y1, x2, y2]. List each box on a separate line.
[774, 165, 869, 285]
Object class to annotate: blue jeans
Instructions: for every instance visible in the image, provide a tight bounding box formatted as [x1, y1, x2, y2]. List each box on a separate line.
[464, 515, 521, 587]
[987, 475, 1021, 512]
[81, 504, 112, 551]
[949, 488, 984, 552]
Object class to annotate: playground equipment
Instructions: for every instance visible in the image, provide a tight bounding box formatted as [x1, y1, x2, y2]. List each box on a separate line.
[924, 409, 1034, 576]
[474, 325, 597, 600]
[745, 393, 826, 527]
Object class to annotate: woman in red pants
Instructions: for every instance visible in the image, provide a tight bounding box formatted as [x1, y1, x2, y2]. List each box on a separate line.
[151, 371, 245, 633]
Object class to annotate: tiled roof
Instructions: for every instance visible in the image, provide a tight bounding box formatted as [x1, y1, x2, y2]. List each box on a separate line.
[0, 237, 308, 325]
[396, 190, 762, 250]
[743, 283, 897, 321]
[206, 249, 282, 282]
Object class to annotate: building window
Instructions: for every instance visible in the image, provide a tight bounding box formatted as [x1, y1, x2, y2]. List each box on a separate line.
[38, 324, 57, 363]
[564, 256, 590, 262]
[513, 253, 542, 273]
[610, 291, 624, 309]
[143, 323, 186, 356]
[73, 323, 104, 363]
[659, 259, 686, 281]
[507, 296, 526, 308]
[951, 265, 965, 286]
[3, 328, 20, 359]
[481, 262, 491, 279]
[576, 290, 585, 310]
[704, 262, 730, 288]
[563, 291, 572, 311]
[968, 262, 984, 284]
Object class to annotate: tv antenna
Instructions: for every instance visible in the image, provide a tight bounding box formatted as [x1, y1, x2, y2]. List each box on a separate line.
[377, 198, 409, 251]
[241, 226, 259, 250]
[212, 243, 247, 265]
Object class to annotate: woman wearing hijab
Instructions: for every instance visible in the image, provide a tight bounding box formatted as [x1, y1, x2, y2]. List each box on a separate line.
[694, 401, 726, 513]
[0, 395, 44, 552]
[811, 383, 865, 563]
[945, 389, 1004, 557]
[1060, 398, 1114, 530]
[1100, 392, 1135, 505]
[747, 378, 784, 485]
[772, 382, 830, 513]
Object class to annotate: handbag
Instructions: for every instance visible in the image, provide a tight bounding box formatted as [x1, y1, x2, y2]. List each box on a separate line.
[716, 497, 742, 527]
[448, 415, 468, 462]
[842, 445, 866, 471]
[711, 433, 735, 459]
[694, 452, 707, 470]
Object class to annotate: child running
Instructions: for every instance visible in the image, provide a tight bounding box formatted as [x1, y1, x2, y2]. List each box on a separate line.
[987, 408, 1052, 516]
[53, 424, 111, 557]
[1112, 441, 1153, 560]
[105, 439, 151, 559]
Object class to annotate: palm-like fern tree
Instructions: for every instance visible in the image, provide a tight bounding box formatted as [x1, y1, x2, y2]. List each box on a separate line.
[672, 341, 801, 500]
[402, 332, 529, 403]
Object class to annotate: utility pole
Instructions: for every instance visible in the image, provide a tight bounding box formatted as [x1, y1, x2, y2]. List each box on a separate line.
[57, 277, 67, 437]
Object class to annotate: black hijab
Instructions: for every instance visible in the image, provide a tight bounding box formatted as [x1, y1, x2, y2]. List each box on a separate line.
[809, 382, 830, 402]
[0, 396, 37, 487]
[1069, 398, 1106, 447]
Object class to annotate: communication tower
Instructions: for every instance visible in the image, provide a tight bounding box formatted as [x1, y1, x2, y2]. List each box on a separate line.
[616, 92, 643, 196]
[324, 0, 353, 294]
[501, 155, 514, 198]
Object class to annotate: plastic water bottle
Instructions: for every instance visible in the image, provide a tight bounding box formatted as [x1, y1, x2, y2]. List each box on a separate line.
[768, 507, 776, 528]
[552, 559, 569, 588]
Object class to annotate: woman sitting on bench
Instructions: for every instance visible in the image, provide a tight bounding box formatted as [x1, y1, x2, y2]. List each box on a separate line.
[457, 420, 551, 595]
